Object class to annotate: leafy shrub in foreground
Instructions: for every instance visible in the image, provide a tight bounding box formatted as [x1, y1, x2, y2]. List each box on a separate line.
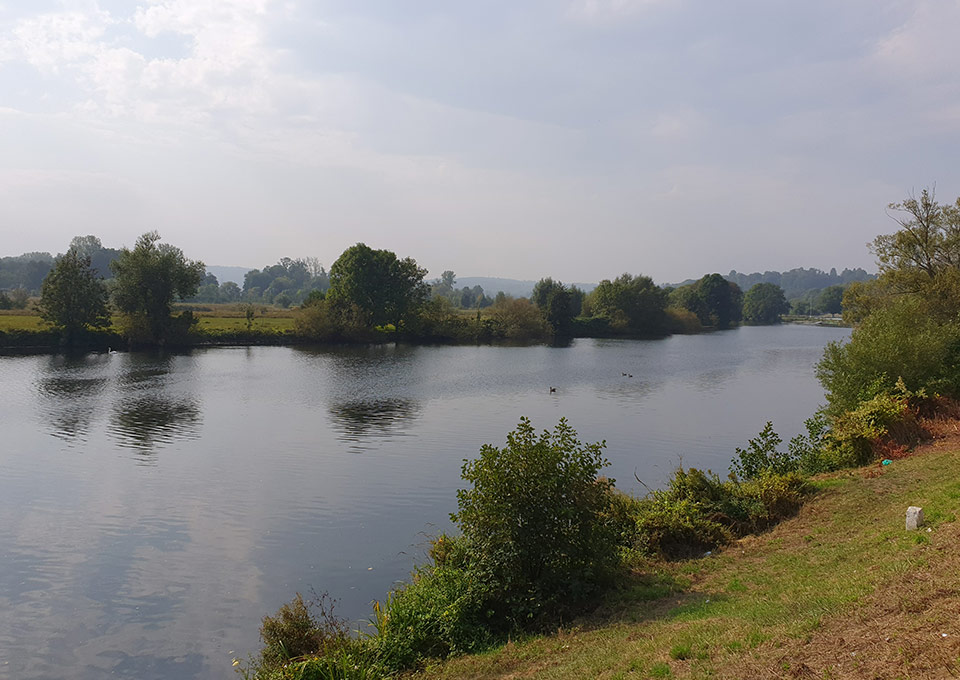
[367, 559, 494, 671]
[245, 592, 377, 679]
[452, 417, 618, 624]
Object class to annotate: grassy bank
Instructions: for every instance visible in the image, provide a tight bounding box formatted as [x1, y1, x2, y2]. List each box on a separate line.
[418, 424, 960, 680]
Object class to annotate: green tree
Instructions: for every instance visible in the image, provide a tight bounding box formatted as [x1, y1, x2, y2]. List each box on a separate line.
[742, 283, 790, 324]
[590, 273, 668, 333]
[38, 248, 111, 342]
[452, 417, 617, 620]
[531, 277, 576, 334]
[327, 243, 428, 332]
[697, 273, 743, 328]
[110, 232, 205, 343]
[817, 285, 844, 314]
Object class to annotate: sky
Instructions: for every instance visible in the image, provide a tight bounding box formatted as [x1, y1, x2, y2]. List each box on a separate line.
[1, 0, 959, 283]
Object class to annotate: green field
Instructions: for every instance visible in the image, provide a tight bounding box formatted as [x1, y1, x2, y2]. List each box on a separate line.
[0, 313, 46, 331]
[0, 310, 297, 333]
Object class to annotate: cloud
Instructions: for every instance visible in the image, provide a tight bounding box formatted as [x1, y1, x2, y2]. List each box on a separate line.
[566, 0, 677, 23]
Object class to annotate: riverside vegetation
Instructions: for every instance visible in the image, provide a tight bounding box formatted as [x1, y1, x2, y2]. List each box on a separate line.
[3, 234, 843, 351]
[238, 188, 960, 679]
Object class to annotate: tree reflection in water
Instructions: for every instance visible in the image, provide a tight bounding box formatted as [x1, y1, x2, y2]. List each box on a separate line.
[327, 398, 420, 450]
[36, 354, 111, 443]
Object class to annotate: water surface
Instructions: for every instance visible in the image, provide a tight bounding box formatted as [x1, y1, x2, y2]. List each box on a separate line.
[0, 326, 849, 679]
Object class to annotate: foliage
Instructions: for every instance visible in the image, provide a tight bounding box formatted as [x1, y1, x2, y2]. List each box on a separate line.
[531, 278, 578, 335]
[488, 297, 551, 341]
[0, 252, 53, 293]
[826, 384, 924, 468]
[730, 422, 792, 480]
[367, 557, 494, 671]
[589, 273, 668, 334]
[816, 296, 960, 414]
[37, 248, 111, 342]
[327, 243, 428, 332]
[817, 285, 844, 314]
[240, 257, 329, 306]
[722, 266, 874, 300]
[786, 412, 833, 475]
[664, 306, 702, 334]
[631, 467, 809, 559]
[670, 274, 743, 329]
[452, 417, 618, 622]
[245, 592, 379, 680]
[110, 232, 206, 344]
[295, 298, 374, 342]
[873, 189, 960, 297]
[741, 283, 789, 324]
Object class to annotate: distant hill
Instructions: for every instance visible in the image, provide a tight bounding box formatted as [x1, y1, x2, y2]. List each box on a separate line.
[665, 268, 875, 300]
[206, 265, 253, 286]
[454, 277, 597, 298]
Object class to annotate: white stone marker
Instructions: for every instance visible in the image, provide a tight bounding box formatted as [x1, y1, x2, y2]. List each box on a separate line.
[906, 506, 924, 531]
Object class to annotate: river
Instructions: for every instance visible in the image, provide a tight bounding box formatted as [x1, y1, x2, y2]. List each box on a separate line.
[0, 324, 849, 679]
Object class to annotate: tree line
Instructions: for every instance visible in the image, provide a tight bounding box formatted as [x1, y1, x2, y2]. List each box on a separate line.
[31, 231, 808, 348]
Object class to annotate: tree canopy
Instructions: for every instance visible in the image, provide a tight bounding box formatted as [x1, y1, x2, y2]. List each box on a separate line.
[589, 273, 667, 334]
[38, 247, 111, 342]
[327, 243, 428, 330]
[742, 283, 789, 325]
[110, 232, 205, 343]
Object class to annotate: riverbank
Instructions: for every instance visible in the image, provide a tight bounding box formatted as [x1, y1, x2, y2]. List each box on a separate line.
[416, 420, 960, 679]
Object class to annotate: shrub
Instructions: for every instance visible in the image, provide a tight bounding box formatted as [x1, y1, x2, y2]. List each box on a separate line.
[452, 417, 618, 623]
[816, 296, 960, 415]
[665, 306, 702, 334]
[367, 561, 493, 671]
[730, 421, 797, 480]
[631, 467, 810, 559]
[258, 593, 348, 668]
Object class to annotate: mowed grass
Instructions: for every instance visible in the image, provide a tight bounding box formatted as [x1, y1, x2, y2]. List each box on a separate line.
[417, 437, 960, 679]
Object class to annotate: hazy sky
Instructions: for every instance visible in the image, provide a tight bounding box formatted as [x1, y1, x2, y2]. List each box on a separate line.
[1, 0, 957, 282]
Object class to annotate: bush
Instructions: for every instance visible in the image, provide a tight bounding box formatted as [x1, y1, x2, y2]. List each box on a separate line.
[367, 560, 493, 671]
[816, 296, 960, 415]
[630, 467, 810, 559]
[452, 417, 618, 623]
[730, 421, 796, 480]
[665, 306, 702, 334]
[258, 593, 348, 669]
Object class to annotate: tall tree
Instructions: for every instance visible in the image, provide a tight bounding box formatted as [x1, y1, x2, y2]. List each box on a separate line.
[742, 283, 790, 324]
[110, 232, 205, 343]
[38, 248, 111, 343]
[590, 273, 668, 333]
[327, 243, 428, 331]
[531, 278, 576, 335]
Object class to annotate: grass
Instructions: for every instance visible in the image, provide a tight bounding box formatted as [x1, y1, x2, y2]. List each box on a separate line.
[0, 308, 297, 333]
[0, 312, 46, 330]
[414, 432, 960, 679]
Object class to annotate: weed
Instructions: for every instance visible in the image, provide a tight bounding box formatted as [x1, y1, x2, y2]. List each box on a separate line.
[649, 661, 672, 677]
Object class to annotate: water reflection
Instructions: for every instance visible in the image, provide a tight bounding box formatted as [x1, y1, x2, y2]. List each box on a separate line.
[35, 354, 112, 443]
[109, 395, 201, 454]
[328, 398, 420, 449]
[108, 353, 202, 455]
[594, 377, 659, 404]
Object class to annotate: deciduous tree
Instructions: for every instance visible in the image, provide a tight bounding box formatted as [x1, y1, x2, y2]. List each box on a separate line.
[110, 232, 205, 343]
[38, 248, 111, 342]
